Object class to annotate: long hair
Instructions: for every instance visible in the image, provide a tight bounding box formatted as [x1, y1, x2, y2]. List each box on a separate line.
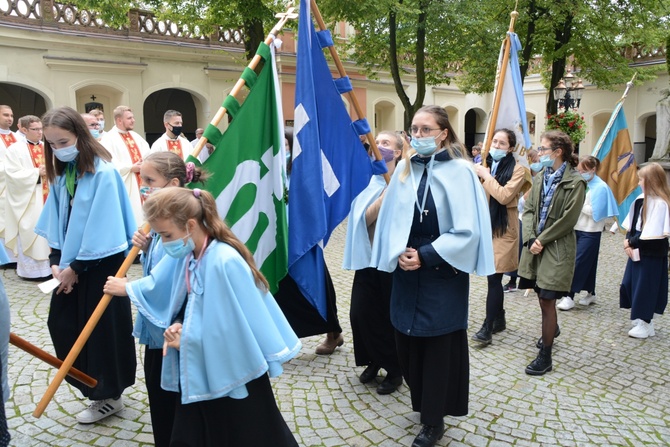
[400, 105, 466, 182]
[540, 130, 579, 167]
[143, 152, 208, 186]
[41, 106, 112, 182]
[638, 162, 670, 227]
[578, 155, 600, 172]
[143, 187, 269, 291]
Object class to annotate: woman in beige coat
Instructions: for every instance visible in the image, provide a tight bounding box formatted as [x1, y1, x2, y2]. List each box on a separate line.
[472, 128, 529, 345]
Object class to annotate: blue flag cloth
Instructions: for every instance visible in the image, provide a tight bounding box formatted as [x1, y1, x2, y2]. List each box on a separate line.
[592, 106, 641, 224]
[290, 0, 374, 319]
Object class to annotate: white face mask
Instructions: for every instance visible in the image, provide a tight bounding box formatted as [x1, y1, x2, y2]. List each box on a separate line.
[53, 142, 79, 162]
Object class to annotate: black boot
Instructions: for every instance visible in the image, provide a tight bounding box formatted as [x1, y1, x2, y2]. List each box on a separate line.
[536, 325, 561, 349]
[411, 422, 445, 447]
[492, 309, 506, 334]
[525, 345, 553, 375]
[472, 320, 492, 345]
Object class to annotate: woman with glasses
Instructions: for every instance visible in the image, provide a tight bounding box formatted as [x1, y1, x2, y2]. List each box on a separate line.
[472, 129, 530, 346]
[518, 130, 586, 375]
[371, 105, 494, 447]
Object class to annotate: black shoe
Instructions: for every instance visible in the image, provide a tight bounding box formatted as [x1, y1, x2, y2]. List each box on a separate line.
[411, 422, 445, 447]
[492, 309, 506, 334]
[503, 281, 518, 292]
[472, 321, 492, 345]
[525, 346, 553, 376]
[376, 375, 402, 395]
[536, 325, 561, 349]
[359, 364, 380, 384]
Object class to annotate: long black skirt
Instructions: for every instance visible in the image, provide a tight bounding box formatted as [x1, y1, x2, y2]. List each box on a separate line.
[47, 252, 136, 400]
[620, 255, 668, 321]
[169, 374, 298, 447]
[395, 329, 469, 426]
[273, 267, 341, 338]
[145, 346, 178, 447]
[570, 230, 601, 294]
[350, 268, 400, 374]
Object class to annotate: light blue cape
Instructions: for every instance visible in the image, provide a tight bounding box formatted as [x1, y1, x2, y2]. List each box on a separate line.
[589, 175, 619, 222]
[126, 240, 301, 404]
[342, 175, 386, 270]
[34, 157, 136, 269]
[371, 156, 495, 276]
[134, 234, 167, 348]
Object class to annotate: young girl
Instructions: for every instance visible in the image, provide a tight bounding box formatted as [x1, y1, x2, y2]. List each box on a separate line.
[36, 106, 137, 424]
[132, 152, 206, 447]
[105, 187, 300, 446]
[620, 162, 670, 338]
[557, 156, 618, 311]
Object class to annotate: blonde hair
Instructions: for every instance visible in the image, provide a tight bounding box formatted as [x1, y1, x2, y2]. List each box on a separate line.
[143, 187, 269, 291]
[113, 105, 132, 121]
[638, 162, 670, 227]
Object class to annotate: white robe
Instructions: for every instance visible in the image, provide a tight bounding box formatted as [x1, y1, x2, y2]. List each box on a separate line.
[101, 126, 150, 225]
[0, 130, 18, 262]
[4, 141, 51, 277]
[149, 133, 193, 160]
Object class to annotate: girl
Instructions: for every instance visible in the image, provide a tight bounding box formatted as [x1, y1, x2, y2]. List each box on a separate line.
[105, 187, 300, 446]
[473, 128, 530, 345]
[620, 162, 670, 338]
[518, 130, 586, 375]
[132, 152, 206, 446]
[35, 106, 136, 424]
[371, 106, 494, 447]
[345, 131, 403, 395]
[557, 156, 618, 311]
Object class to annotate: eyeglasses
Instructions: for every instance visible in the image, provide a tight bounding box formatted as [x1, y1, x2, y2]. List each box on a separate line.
[87, 123, 100, 129]
[410, 126, 441, 136]
[537, 146, 554, 153]
[28, 127, 43, 132]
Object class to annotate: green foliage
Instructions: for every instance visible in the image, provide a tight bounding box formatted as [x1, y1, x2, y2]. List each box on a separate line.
[546, 110, 586, 144]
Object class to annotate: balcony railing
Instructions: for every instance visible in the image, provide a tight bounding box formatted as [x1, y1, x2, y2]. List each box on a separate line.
[0, 0, 246, 48]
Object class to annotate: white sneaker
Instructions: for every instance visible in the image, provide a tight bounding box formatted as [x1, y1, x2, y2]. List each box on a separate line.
[628, 321, 655, 339]
[631, 319, 641, 327]
[578, 293, 596, 306]
[556, 297, 575, 311]
[76, 397, 124, 424]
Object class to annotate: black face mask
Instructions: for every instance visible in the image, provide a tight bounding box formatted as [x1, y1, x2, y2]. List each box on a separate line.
[170, 125, 183, 137]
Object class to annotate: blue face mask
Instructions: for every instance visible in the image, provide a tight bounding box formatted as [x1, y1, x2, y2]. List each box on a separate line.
[539, 154, 554, 168]
[90, 128, 100, 139]
[162, 234, 195, 258]
[98, 119, 105, 130]
[489, 149, 507, 161]
[140, 186, 162, 201]
[53, 142, 79, 162]
[581, 172, 594, 182]
[530, 162, 543, 172]
[410, 136, 438, 156]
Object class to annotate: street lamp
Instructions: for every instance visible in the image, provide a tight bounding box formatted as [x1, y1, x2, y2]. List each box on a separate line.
[553, 69, 585, 111]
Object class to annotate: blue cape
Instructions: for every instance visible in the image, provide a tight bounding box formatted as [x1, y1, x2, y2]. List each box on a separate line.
[34, 157, 136, 269]
[342, 175, 386, 270]
[589, 175, 619, 222]
[127, 240, 301, 404]
[134, 234, 167, 348]
[371, 156, 495, 276]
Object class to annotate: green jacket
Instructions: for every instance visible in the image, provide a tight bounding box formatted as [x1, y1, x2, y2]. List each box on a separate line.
[519, 165, 586, 292]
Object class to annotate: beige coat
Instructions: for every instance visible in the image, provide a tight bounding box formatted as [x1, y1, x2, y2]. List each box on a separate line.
[481, 163, 527, 273]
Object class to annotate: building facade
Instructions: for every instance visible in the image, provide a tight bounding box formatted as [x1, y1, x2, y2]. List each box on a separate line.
[1, 0, 667, 161]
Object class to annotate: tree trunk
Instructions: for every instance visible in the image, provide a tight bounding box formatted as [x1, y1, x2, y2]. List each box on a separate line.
[244, 17, 265, 61]
[546, 14, 573, 116]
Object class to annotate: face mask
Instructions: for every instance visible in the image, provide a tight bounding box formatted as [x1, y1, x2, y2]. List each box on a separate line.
[489, 149, 507, 161]
[98, 120, 105, 130]
[162, 234, 195, 258]
[140, 186, 162, 201]
[54, 142, 79, 162]
[581, 172, 594, 182]
[378, 146, 395, 163]
[530, 162, 543, 172]
[539, 154, 554, 168]
[90, 128, 100, 139]
[410, 136, 438, 156]
[170, 125, 183, 138]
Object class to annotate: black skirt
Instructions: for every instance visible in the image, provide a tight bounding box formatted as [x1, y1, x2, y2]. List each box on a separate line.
[350, 268, 400, 374]
[47, 252, 136, 400]
[394, 329, 469, 425]
[169, 374, 298, 447]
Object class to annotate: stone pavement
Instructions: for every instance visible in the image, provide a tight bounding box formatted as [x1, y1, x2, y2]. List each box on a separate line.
[3, 221, 669, 446]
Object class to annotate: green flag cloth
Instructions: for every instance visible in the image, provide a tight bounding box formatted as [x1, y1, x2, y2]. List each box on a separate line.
[187, 43, 287, 293]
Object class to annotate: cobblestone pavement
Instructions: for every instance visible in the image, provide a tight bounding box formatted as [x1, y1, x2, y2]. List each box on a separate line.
[3, 220, 669, 446]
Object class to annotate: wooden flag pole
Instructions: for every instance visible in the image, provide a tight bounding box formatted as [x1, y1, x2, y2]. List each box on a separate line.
[191, 5, 298, 160]
[10, 333, 97, 388]
[482, 10, 518, 168]
[33, 222, 150, 418]
[310, 0, 390, 184]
